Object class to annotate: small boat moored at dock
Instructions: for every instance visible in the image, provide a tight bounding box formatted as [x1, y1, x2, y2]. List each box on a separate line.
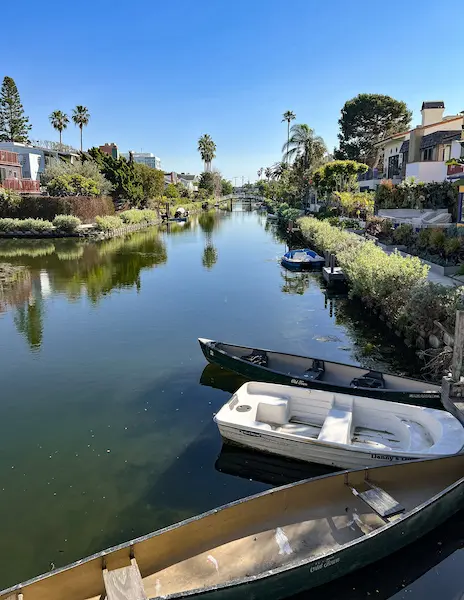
[198, 338, 442, 405]
[281, 248, 325, 270]
[214, 382, 464, 469]
[1, 455, 462, 600]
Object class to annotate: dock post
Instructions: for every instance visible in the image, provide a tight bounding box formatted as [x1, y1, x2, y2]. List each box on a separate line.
[441, 309, 464, 424]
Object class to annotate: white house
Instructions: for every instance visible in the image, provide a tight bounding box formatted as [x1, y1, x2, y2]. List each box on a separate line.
[359, 101, 463, 190]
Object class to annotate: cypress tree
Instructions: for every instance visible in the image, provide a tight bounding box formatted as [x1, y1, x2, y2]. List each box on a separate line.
[0, 76, 32, 143]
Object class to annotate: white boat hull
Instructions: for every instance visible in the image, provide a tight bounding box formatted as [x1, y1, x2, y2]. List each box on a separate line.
[217, 423, 419, 469]
[214, 382, 464, 470]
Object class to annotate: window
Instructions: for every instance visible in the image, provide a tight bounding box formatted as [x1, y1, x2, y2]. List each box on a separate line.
[422, 147, 434, 161]
[444, 145, 451, 162]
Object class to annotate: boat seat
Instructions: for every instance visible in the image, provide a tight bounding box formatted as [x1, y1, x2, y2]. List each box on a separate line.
[256, 398, 290, 426]
[303, 360, 325, 381]
[318, 405, 353, 445]
[103, 558, 147, 600]
[350, 370, 385, 390]
[348, 480, 405, 520]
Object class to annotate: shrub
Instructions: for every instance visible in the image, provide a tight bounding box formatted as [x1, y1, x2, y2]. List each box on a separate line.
[392, 223, 414, 246]
[298, 216, 428, 326]
[444, 237, 461, 258]
[0, 188, 21, 214]
[120, 209, 158, 224]
[41, 158, 113, 196]
[19, 218, 54, 233]
[0, 195, 115, 223]
[415, 228, 432, 249]
[53, 215, 82, 232]
[47, 174, 100, 197]
[95, 215, 123, 231]
[429, 228, 446, 252]
[165, 183, 180, 198]
[0, 218, 18, 232]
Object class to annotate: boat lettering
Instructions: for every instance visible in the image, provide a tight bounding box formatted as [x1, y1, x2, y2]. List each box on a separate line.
[239, 430, 262, 438]
[291, 379, 308, 387]
[209, 350, 214, 357]
[409, 393, 438, 399]
[310, 557, 340, 573]
[371, 454, 414, 461]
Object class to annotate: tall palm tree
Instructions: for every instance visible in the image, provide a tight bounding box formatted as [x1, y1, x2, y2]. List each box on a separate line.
[197, 134, 216, 172]
[265, 167, 272, 182]
[49, 110, 69, 148]
[282, 110, 296, 164]
[282, 124, 327, 171]
[257, 168, 263, 179]
[72, 105, 90, 152]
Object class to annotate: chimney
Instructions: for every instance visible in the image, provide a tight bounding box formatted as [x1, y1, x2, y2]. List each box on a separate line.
[421, 101, 445, 127]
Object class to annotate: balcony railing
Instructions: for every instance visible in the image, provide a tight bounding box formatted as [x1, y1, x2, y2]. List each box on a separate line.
[358, 169, 385, 181]
[1, 178, 40, 193]
[0, 150, 20, 165]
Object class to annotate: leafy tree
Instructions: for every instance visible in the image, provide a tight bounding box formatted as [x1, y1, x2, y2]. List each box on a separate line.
[198, 171, 215, 195]
[221, 179, 233, 196]
[336, 94, 412, 166]
[312, 160, 368, 195]
[72, 105, 90, 152]
[49, 110, 69, 148]
[88, 147, 143, 205]
[133, 163, 165, 199]
[176, 182, 191, 198]
[0, 76, 31, 142]
[198, 134, 216, 171]
[165, 183, 179, 198]
[47, 174, 100, 197]
[281, 110, 296, 164]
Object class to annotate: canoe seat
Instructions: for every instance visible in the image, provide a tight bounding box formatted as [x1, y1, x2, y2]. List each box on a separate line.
[350, 370, 385, 390]
[103, 558, 147, 600]
[318, 405, 353, 445]
[349, 481, 405, 519]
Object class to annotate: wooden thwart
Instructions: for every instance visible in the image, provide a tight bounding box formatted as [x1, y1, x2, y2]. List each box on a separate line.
[347, 478, 405, 519]
[103, 558, 147, 600]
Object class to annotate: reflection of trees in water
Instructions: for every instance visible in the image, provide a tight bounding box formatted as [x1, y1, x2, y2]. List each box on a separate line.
[202, 245, 218, 269]
[281, 271, 312, 295]
[0, 267, 32, 314]
[0, 230, 168, 349]
[14, 293, 44, 351]
[199, 211, 219, 270]
[163, 221, 192, 235]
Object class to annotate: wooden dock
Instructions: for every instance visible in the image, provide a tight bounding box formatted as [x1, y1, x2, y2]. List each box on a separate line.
[322, 252, 346, 286]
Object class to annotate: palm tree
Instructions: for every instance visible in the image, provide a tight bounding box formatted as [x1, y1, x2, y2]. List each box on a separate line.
[197, 134, 216, 172]
[72, 105, 90, 152]
[282, 124, 327, 171]
[49, 110, 69, 148]
[265, 167, 272, 182]
[257, 168, 263, 179]
[282, 110, 296, 164]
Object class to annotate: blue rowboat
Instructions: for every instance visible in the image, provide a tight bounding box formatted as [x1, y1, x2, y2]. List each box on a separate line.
[281, 248, 325, 270]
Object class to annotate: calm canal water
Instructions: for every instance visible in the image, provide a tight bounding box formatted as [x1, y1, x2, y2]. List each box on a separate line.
[0, 207, 461, 598]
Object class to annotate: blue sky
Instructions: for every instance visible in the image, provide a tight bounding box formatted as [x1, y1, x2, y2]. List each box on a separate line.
[2, 0, 461, 181]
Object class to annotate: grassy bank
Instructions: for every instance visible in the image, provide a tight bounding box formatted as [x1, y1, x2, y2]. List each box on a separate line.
[298, 217, 463, 347]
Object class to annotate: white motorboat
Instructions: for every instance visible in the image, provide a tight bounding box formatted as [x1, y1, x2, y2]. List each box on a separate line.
[214, 382, 464, 469]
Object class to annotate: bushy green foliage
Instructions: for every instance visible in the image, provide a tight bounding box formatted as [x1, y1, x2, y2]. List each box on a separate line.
[88, 148, 144, 206]
[47, 174, 100, 197]
[0, 217, 54, 233]
[375, 180, 458, 216]
[165, 183, 179, 198]
[53, 215, 82, 232]
[331, 191, 374, 218]
[133, 163, 165, 200]
[95, 215, 123, 231]
[120, 209, 157, 224]
[0, 194, 114, 223]
[42, 158, 113, 196]
[392, 224, 414, 246]
[221, 179, 233, 196]
[0, 188, 21, 214]
[312, 160, 369, 194]
[298, 217, 429, 326]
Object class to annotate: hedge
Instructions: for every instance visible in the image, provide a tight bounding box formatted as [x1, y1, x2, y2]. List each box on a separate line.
[95, 215, 123, 231]
[120, 209, 157, 224]
[297, 217, 462, 340]
[0, 195, 115, 223]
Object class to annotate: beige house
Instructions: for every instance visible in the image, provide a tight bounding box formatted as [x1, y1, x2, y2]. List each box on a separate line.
[359, 101, 464, 190]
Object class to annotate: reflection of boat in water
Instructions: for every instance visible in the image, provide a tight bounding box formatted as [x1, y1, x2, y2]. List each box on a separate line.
[199, 363, 246, 394]
[215, 443, 337, 486]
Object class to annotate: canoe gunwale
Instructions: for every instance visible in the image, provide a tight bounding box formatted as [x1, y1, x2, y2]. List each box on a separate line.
[202, 339, 440, 396]
[1, 458, 462, 600]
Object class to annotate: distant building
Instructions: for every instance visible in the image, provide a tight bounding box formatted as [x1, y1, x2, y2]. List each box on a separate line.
[99, 142, 119, 159]
[122, 151, 161, 170]
[0, 141, 79, 183]
[177, 172, 198, 191]
[0, 149, 40, 193]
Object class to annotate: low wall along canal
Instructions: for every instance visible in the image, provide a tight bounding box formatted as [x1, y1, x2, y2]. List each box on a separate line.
[0, 206, 461, 598]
